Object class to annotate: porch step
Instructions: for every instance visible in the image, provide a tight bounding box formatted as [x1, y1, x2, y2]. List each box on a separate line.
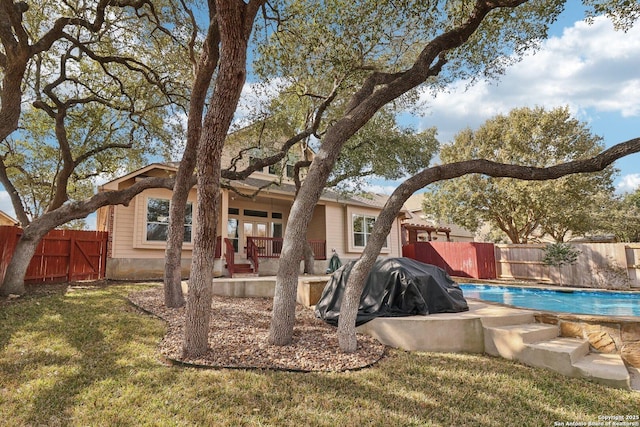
[229, 263, 256, 277]
[520, 338, 590, 377]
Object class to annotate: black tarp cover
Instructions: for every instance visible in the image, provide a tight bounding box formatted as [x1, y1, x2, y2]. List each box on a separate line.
[315, 257, 469, 326]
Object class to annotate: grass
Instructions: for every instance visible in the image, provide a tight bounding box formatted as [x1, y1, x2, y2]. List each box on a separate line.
[0, 283, 637, 427]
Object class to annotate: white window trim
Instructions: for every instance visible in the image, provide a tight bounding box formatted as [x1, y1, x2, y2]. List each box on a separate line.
[346, 207, 390, 254]
[134, 195, 195, 249]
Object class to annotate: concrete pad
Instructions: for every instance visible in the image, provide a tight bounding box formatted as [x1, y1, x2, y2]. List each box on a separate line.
[207, 276, 329, 306]
[211, 276, 277, 298]
[357, 315, 485, 353]
[356, 301, 536, 354]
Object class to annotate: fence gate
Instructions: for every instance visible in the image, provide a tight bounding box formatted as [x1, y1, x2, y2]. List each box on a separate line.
[0, 226, 108, 284]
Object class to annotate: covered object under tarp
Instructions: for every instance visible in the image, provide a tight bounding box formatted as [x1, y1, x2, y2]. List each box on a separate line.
[315, 257, 468, 326]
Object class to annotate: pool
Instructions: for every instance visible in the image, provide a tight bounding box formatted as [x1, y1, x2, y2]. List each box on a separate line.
[458, 283, 640, 317]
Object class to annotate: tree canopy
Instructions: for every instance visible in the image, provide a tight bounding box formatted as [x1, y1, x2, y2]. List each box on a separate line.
[423, 106, 615, 243]
[0, 0, 194, 295]
[591, 188, 640, 242]
[0, 0, 192, 226]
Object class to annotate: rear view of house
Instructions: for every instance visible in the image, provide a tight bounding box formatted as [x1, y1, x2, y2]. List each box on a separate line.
[97, 161, 407, 279]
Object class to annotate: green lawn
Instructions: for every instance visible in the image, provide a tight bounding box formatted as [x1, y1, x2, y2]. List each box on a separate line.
[0, 284, 637, 426]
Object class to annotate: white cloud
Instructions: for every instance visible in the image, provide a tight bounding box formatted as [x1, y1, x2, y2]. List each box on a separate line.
[616, 174, 640, 193]
[414, 16, 640, 142]
[233, 78, 289, 130]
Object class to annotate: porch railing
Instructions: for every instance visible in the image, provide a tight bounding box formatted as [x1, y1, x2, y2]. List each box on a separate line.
[246, 237, 326, 260]
[246, 237, 260, 272]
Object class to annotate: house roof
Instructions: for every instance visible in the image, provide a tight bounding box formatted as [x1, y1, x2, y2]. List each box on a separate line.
[98, 163, 178, 190]
[0, 209, 18, 225]
[225, 176, 399, 210]
[99, 163, 402, 212]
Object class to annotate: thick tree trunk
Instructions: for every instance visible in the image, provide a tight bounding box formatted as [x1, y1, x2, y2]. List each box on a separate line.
[163, 6, 220, 309]
[269, 126, 359, 345]
[0, 230, 41, 296]
[182, 163, 220, 356]
[182, 0, 260, 357]
[337, 192, 408, 352]
[303, 240, 314, 274]
[269, 191, 323, 344]
[336, 255, 375, 352]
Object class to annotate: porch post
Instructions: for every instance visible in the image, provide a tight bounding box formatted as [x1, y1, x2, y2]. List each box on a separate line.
[220, 189, 229, 257]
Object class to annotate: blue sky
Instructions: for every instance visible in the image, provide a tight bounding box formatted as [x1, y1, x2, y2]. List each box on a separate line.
[367, 7, 640, 195]
[2, 4, 639, 222]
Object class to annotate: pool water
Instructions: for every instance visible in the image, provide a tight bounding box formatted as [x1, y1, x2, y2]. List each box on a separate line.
[458, 283, 640, 317]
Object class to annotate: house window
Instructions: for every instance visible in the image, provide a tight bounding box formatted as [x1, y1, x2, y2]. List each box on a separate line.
[268, 162, 296, 178]
[244, 209, 268, 218]
[352, 214, 376, 247]
[146, 198, 192, 242]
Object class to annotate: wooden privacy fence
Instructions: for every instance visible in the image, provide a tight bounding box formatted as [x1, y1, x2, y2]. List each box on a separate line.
[402, 242, 497, 279]
[496, 243, 640, 289]
[402, 241, 640, 288]
[0, 225, 108, 285]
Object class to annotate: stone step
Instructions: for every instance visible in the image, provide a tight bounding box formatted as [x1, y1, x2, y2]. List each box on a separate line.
[573, 353, 631, 390]
[484, 323, 559, 359]
[520, 338, 590, 377]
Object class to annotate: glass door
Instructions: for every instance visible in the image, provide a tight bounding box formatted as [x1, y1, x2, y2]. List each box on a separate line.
[243, 221, 267, 254]
[227, 219, 239, 252]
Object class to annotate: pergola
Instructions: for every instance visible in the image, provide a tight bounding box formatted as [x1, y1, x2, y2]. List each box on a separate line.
[401, 223, 452, 245]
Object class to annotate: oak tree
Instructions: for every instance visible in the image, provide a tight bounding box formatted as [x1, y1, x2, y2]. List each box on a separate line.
[264, 0, 568, 346]
[0, 0, 193, 295]
[424, 106, 615, 243]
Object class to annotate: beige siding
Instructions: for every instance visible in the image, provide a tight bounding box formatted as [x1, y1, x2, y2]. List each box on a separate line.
[324, 203, 345, 254]
[389, 218, 402, 257]
[307, 205, 326, 240]
[344, 205, 400, 257]
[111, 187, 196, 260]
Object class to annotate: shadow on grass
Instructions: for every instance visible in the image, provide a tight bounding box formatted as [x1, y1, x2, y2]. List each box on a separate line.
[1, 284, 637, 426]
[0, 284, 165, 425]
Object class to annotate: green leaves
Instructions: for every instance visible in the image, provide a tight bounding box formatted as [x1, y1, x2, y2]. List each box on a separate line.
[427, 106, 615, 243]
[1, 0, 196, 222]
[542, 242, 581, 267]
[328, 108, 439, 188]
